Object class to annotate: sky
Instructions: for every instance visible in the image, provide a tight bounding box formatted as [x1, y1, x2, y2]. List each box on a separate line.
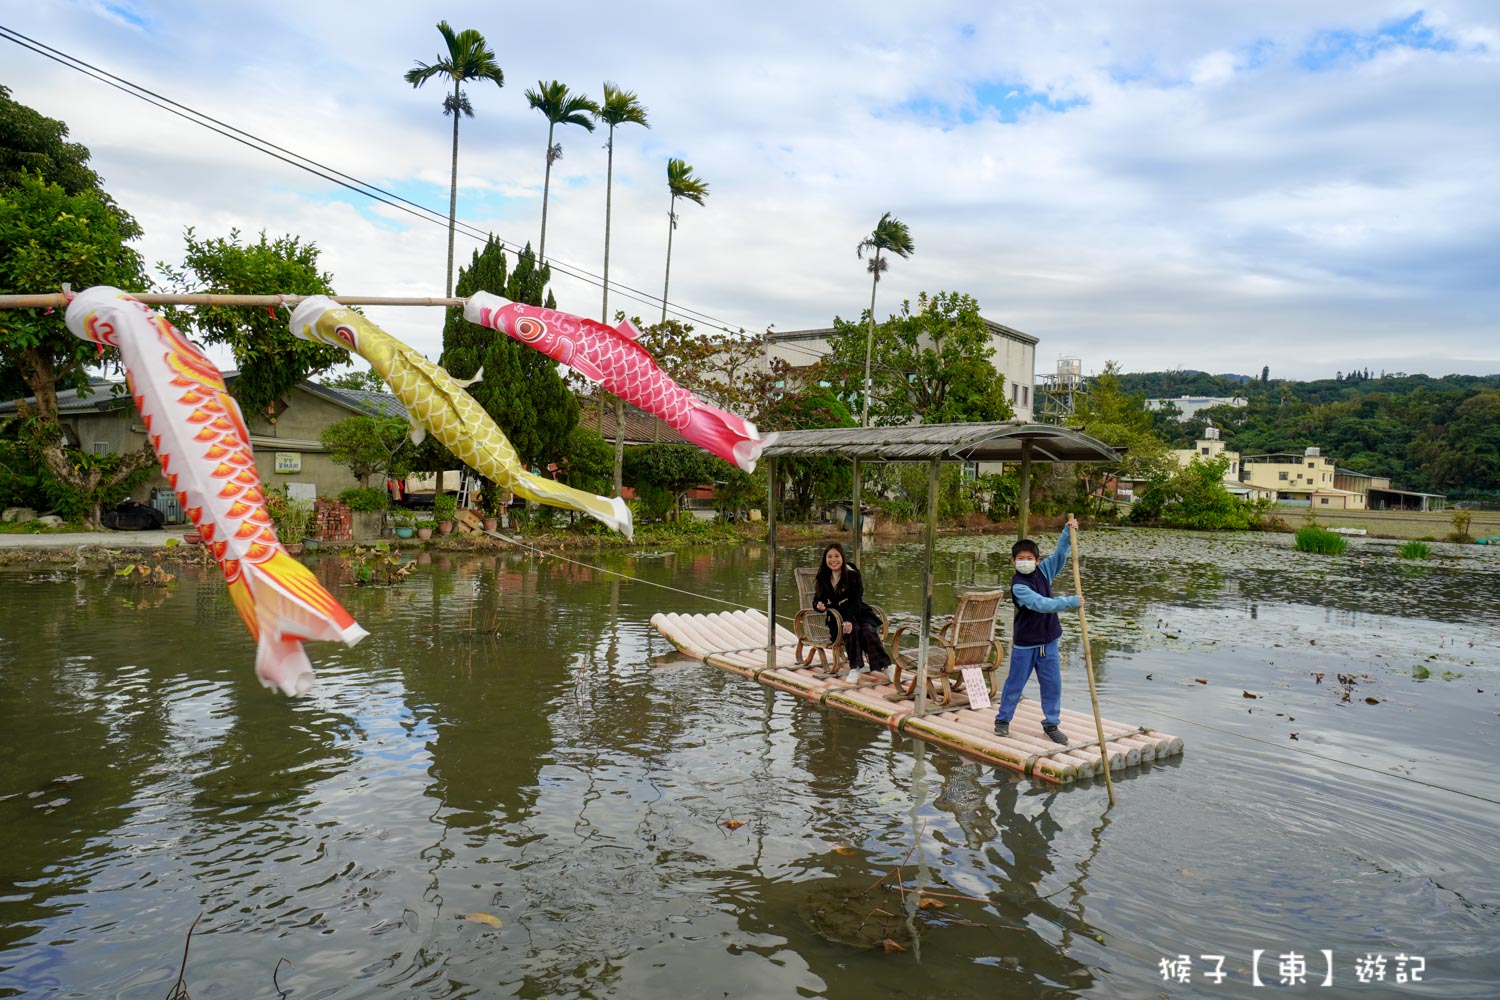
[2, 1, 1497, 381]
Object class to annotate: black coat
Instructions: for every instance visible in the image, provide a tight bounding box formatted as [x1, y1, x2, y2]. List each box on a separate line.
[814, 565, 879, 640]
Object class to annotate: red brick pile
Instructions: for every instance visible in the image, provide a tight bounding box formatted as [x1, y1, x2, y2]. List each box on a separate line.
[311, 498, 352, 542]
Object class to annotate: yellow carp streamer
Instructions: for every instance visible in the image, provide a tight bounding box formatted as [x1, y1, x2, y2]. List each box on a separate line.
[65, 287, 368, 696]
[288, 298, 632, 537]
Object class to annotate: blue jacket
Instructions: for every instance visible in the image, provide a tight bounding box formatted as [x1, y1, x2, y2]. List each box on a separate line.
[1011, 530, 1080, 648]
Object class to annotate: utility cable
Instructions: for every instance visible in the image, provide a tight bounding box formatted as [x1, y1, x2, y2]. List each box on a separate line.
[0, 24, 756, 334]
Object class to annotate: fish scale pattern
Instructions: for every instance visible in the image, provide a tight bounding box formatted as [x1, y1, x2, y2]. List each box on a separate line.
[289, 300, 630, 538]
[464, 294, 770, 472]
[64, 287, 367, 696]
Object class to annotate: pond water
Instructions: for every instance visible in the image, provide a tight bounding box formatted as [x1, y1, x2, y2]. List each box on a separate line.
[1, 529, 1497, 998]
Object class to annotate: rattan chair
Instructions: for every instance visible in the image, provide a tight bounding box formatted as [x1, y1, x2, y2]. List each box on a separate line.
[888, 589, 1007, 707]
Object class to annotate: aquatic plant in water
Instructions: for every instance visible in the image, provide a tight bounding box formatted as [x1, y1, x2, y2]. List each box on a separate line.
[1398, 540, 1431, 559]
[1295, 527, 1347, 555]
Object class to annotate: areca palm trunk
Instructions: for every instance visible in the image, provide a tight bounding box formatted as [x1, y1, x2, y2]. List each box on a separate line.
[539, 120, 556, 261]
[661, 196, 676, 324]
[602, 129, 626, 493]
[861, 247, 882, 427]
[445, 78, 461, 298]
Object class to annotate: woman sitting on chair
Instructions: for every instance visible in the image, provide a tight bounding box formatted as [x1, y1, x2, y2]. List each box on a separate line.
[814, 543, 892, 682]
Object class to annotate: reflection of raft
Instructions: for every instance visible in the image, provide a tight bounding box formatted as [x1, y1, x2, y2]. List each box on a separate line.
[651, 609, 1183, 785]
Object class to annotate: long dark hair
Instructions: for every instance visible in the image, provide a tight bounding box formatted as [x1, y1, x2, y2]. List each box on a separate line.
[814, 542, 860, 596]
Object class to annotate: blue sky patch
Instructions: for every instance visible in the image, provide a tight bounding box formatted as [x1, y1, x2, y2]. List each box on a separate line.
[103, 3, 148, 29]
[1298, 11, 1454, 71]
[900, 82, 1085, 127]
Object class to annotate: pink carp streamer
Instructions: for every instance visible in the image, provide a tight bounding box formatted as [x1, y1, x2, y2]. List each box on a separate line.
[463, 292, 774, 472]
[65, 287, 367, 695]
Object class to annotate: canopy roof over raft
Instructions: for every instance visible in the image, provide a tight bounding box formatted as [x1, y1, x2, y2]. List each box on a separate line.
[760, 421, 1124, 464]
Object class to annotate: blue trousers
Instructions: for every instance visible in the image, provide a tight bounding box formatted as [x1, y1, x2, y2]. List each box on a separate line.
[995, 640, 1062, 727]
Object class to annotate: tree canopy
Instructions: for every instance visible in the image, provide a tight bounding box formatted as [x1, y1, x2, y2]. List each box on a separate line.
[825, 291, 1013, 426]
[438, 236, 577, 471]
[158, 228, 343, 417]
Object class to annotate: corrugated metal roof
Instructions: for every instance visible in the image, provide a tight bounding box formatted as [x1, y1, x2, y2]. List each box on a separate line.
[760, 421, 1122, 463]
[0, 380, 131, 415]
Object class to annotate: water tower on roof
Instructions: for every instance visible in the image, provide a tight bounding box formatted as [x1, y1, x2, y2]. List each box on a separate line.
[1036, 356, 1089, 424]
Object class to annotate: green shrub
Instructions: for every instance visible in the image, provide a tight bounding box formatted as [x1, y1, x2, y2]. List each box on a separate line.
[338, 486, 389, 512]
[431, 493, 458, 523]
[1294, 526, 1347, 554]
[1398, 540, 1431, 559]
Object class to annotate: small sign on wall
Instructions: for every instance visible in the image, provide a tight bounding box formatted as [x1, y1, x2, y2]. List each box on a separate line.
[274, 451, 302, 473]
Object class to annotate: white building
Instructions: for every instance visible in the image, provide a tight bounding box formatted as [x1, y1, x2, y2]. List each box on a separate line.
[768, 318, 1038, 421]
[1145, 394, 1248, 421]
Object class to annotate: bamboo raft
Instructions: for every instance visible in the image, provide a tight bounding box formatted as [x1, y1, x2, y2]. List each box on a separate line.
[651, 609, 1183, 785]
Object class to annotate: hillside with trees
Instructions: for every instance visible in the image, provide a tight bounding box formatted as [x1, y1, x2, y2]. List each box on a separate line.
[1116, 370, 1500, 497]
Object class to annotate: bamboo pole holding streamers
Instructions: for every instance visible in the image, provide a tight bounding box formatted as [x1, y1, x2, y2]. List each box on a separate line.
[1067, 513, 1116, 806]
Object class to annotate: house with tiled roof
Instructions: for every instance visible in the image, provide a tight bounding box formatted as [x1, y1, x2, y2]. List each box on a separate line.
[1, 376, 411, 504]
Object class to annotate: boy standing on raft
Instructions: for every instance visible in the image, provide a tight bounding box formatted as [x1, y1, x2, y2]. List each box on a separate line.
[994, 517, 1084, 745]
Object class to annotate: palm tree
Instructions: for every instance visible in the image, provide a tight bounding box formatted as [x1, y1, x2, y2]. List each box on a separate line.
[405, 22, 505, 297]
[594, 82, 650, 492]
[855, 212, 915, 426]
[661, 158, 709, 323]
[525, 80, 597, 263]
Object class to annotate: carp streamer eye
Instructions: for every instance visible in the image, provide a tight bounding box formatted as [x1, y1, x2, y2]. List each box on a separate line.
[334, 325, 358, 349]
[514, 317, 546, 343]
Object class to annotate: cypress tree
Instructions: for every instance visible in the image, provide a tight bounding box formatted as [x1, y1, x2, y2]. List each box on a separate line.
[439, 238, 579, 470]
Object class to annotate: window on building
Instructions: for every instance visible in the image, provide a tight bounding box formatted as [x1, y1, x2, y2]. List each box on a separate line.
[1279, 471, 1288, 481]
[1319, 498, 1329, 505]
[1307, 461, 1315, 468]
[1022, 386, 1029, 406]
[1201, 447, 1210, 455]
[1011, 384, 1018, 403]
[1231, 462, 1238, 474]
[92, 442, 111, 455]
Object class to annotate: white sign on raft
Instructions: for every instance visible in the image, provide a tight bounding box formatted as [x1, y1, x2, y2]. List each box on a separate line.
[962, 667, 992, 709]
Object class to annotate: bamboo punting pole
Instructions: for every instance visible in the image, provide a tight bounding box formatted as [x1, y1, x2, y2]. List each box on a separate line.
[1068, 514, 1116, 806]
[0, 292, 466, 309]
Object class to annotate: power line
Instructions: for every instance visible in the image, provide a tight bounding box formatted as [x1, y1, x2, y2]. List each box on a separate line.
[0, 24, 759, 336]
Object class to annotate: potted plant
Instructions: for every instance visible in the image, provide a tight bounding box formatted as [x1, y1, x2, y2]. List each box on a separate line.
[266, 490, 313, 555]
[416, 520, 435, 540]
[393, 509, 416, 539]
[432, 493, 458, 535]
[478, 482, 503, 532]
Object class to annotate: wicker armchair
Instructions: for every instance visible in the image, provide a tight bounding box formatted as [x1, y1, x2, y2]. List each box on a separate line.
[888, 589, 1007, 707]
[791, 567, 888, 677]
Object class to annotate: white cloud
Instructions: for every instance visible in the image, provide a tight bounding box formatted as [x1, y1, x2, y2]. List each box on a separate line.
[2, 0, 1496, 378]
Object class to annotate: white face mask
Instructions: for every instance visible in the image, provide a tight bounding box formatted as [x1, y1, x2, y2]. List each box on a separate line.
[1014, 559, 1037, 575]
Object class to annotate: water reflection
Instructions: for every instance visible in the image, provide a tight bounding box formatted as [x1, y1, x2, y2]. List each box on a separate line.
[0, 531, 1497, 997]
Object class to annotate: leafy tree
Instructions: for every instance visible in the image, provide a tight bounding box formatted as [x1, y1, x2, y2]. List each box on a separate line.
[1066, 361, 1173, 503]
[754, 359, 856, 519]
[635, 319, 767, 416]
[622, 443, 718, 522]
[439, 236, 576, 473]
[320, 415, 411, 487]
[0, 89, 154, 527]
[1130, 455, 1264, 530]
[405, 21, 505, 296]
[661, 158, 709, 323]
[825, 291, 1012, 426]
[594, 81, 650, 492]
[855, 211, 914, 426]
[158, 228, 343, 417]
[320, 367, 387, 393]
[525, 80, 596, 262]
[560, 425, 613, 497]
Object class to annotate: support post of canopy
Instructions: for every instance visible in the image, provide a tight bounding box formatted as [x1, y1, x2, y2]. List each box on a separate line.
[850, 458, 863, 568]
[765, 457, 779, 673]
[1018, 438, 1034, 539]
[912, 457, 941, 715]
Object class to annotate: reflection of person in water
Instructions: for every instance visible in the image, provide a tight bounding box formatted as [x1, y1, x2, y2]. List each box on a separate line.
[813, 543, 892, 682]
